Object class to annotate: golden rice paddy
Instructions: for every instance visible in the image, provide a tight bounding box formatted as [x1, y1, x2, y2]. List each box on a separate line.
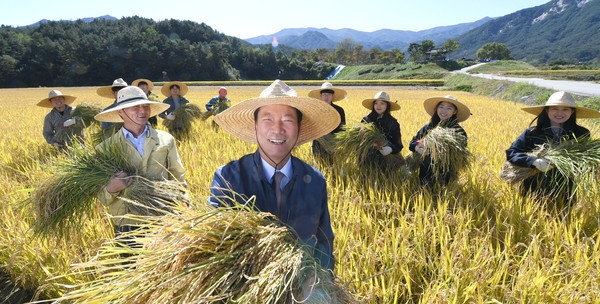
[1, 85, 599, 303]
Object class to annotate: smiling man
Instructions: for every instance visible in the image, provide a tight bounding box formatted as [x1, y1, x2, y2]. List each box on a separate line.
[38, 89, 84, 148]
[94, 86, 186, 235]
[208, 80, 340, 272]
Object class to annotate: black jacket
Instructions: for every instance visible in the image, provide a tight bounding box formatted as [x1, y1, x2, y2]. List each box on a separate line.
[408, 120, 467, 186]
[362, 113, 403, 154]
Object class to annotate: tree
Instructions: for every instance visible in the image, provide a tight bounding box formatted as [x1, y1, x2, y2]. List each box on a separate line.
[408, 42, 423, 63]
[476, 42, 513, 60]
[442, 39, 460, 57]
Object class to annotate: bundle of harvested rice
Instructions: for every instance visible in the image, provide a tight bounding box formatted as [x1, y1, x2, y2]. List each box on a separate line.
[163, 103, 202, 131]
[91, 122, 124, 145]
[334, 122, 387, 166]
[57, 203, 356, 304]
[71, 103, 103, 127]
[32, 140, 188, 238]
[500, 138, 600, 189]
[419, 126, 470, 175]
[53, 104, 104, 145]
[201, 99, 230, 121]
[315, 133, 336, 154]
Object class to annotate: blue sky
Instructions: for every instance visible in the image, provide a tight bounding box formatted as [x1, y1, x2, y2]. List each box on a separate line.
[2, 0, 551, 39]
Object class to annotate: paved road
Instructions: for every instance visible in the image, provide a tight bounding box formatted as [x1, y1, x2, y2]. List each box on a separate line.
[453, 63, 600, 97]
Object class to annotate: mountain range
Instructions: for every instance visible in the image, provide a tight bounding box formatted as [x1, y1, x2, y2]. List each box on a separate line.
[20, 0, 600, 63]
[245, 18, 493, 51]
[245, 0, 600, 63]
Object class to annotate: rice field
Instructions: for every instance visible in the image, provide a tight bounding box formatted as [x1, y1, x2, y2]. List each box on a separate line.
[1, 85, 600, 303]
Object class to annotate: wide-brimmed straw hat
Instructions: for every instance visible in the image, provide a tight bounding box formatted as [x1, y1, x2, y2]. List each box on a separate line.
[37, 90, 77, 108]
[132, 79, 154, 91]
[362, 91, 400, 111]
[424, 95, 471, 122]
[97, 78, 128, 99]
[308, 82, 347, 102]
[214, 79, 340, 146]
[94, 86, 170, 123]
[161, 81, 189, 97]
[521, 91, 600, 119]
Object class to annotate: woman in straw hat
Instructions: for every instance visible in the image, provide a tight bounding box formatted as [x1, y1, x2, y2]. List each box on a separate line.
[132, 78, 160, 127]
[97, 78, 128, 138]
[506, 91, 600, 205]
[38, 89, 84, 148]
[408, 95, 470, 186]
[159, 81, 190, 136]
[94, 86, 186, 234]
[308, 82, 347, 162]
[209, 79, 339, 273]
[360, 91, 403, 170]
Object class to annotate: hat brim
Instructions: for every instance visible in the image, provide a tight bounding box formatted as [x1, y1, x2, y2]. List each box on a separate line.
[214, 96, 340, 146]
[95, 100, 170, 122]
[423, 97, 471, 122]
[132, 79, 154, 91]
[361, 99, 401, 111]
[521, 105, 600, 119]
[161, 82, 189, 97]
[97, 86, 125, 99]
[37, 95, 77, 108]
[308, 87, 347, 102]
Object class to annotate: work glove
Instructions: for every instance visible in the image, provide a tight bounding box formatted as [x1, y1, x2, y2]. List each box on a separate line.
[415, 140, 425, 154]
[166, 113, 176, 120]
[533, 158, 552, 172]
[379, 146, 393, 156]
[63, 118, 75, 127]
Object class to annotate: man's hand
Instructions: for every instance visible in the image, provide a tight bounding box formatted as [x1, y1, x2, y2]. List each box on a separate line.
[166, 113, 176, 120]
[63, 118, 75, 127]
[106, 171, 132, 194]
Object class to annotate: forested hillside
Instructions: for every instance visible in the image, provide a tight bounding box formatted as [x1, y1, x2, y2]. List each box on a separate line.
[0, 17, 336, 87]
[454, 0, 600, 63]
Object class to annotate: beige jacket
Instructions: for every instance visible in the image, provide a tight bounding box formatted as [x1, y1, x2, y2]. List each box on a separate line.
[97, 126, 186, 226]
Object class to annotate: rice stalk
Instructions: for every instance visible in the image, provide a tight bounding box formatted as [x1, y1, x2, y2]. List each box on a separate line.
[315, 133, 336, 154]
[333, 122, 388, 166]
[163, 103, 202, 132]
[55, 203, 356, 304]
[32, 140, 188, 238]
[420, 126, 471, 175]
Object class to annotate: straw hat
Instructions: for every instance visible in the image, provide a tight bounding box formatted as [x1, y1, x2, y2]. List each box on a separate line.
[214, 79, 340, 146]
[94, 86, 170, 123]
[308, 82, 347, 102]
[362, 91, 400, 111]
[424, 95, 471, 122]
[521, 91, 600, 119]
[97, 78, 128, 99]
[161, 81, 189, 97]
[132, 79, 154, 91]
[37, 90, 77, 108]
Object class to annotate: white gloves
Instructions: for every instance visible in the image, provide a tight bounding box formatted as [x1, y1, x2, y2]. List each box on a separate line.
[415, 141, 425, 154]
[533, 158, 552, 172]
[63, 118, 75, 127]
[379, 146, 393, 156]
[166, 113, 176, 120]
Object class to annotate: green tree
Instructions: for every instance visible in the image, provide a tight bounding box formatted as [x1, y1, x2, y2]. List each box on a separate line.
[442, 39, 460, 57]
[476, 42, 513, 60]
